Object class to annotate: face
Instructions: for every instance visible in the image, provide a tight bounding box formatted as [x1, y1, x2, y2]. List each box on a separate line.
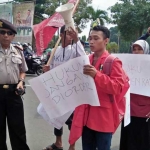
[132, 45, 144, 54]
[88, 30, 109, 52]
[0, 28, 15, 46]
[61, 31, 72, 46]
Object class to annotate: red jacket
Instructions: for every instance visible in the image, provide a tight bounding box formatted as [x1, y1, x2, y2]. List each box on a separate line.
[69, 51, 127, 144]
[131, 94, 150, 118]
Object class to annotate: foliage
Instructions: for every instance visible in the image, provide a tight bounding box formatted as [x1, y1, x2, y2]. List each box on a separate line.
[109, 26, 131, 53]
[110, 0, 150, 41]
[109, 26, 119, 43]
[107, 42, 119, 53]
[86, 6, 110, 26]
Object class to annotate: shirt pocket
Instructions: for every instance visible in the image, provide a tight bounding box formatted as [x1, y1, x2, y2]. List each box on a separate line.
[12, 56, 22, 64]
[11, 56, 22, 72]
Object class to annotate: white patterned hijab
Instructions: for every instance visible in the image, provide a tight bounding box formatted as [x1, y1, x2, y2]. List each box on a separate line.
[132, 40, 149, 54]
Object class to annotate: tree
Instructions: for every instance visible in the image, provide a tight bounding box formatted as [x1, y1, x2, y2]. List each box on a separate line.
[109, 26, 131, 53]
[86, 6, 110, 26]
[110, 0, 150, 41]
[107, 42, 119, 53]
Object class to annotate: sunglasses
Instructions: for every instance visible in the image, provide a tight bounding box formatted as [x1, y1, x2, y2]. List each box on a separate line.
[0, 30, 14, 36]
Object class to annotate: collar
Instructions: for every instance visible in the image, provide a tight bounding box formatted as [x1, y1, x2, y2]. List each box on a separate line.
[90, 50, 109, 63]
[100, 50, 109, 59]
[0, 44, 10, 54]
[0, 43, 18, 55]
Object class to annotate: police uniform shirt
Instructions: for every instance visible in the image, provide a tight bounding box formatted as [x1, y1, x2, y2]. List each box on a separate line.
[0, 44, 28, 84]
[50, 40, 85, 69]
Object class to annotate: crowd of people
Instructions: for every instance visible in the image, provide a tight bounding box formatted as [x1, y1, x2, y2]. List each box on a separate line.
[0, 18, 150, 150]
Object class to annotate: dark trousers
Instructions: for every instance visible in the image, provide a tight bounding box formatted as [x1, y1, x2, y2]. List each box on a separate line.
[54, 113, 73, 136]
[120, 116, 150, 150]
[0, 89, 30, 150]
[82, 126, 112, 150]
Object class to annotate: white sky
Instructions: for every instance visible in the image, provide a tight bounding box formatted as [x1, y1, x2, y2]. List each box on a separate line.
[0, 0, 119, 37]
[0, 0, 13, 3]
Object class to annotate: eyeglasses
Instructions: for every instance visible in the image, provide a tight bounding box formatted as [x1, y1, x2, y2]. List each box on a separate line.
[0, 30, 14, 36]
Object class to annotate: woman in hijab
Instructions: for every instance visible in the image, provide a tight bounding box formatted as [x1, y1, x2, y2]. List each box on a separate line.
[119, 40, 150, 150]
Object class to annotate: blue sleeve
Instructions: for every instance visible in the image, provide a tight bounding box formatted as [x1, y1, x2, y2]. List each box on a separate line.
[138, 33, 150, 40]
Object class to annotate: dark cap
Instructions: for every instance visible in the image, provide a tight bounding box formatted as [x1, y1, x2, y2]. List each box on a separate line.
[0, 19, 17, 34]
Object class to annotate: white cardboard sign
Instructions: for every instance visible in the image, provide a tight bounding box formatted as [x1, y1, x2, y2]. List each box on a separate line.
[113, 54, 150, 97]
[29, 55, 100, 119]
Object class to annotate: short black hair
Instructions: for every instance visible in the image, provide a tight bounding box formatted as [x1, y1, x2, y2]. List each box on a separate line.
[60, 25, 65, 34]
[91, 25, 110, 39]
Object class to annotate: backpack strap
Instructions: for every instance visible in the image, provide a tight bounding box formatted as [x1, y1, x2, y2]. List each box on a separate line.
[103, 55, 117, 76]
[102, 55, 117, 102]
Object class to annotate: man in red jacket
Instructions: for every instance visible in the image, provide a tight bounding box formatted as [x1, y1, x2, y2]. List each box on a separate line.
[68, 25, 128, 150]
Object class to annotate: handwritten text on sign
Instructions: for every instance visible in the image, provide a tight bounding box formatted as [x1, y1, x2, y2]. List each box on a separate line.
[29, 55, 100, 119]
[113, 54, 150, 97]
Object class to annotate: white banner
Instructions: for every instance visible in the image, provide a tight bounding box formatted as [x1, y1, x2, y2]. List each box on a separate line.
[29, 55, 100, 119]
[113, 54, 150, 97]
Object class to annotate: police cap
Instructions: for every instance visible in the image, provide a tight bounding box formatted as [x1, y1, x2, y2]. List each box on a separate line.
[0, 19, 17, 34]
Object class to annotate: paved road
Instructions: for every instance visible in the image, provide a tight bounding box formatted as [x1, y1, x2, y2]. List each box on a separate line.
[7, 75, 121, 150]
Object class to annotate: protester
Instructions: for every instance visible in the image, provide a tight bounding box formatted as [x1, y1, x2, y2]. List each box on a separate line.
[68, 25, 129, 150]
[42, 25, 85, 150]
[119, 40, 150, 150]
[129, 27, 150, 53]
[0, 19, 30, 150]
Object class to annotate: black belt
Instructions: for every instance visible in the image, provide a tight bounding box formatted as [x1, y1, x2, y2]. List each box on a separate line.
[0, 84, 17, 89]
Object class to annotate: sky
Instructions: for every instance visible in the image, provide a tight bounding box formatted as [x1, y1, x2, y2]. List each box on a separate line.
[0, 0, 119, 37]
[0, 0, 13, 3]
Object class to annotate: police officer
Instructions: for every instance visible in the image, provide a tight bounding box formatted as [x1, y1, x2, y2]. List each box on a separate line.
[0, 19, 30, 150]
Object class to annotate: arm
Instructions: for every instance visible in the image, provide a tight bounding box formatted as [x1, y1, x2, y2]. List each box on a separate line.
[67, 27, 86, 57]
[138, 33, 149, 40]
[138, 27, 150, 40]
[17, 51, 28, 90]
[17, 72, 26, 90]
[43, 49, 55, 72]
